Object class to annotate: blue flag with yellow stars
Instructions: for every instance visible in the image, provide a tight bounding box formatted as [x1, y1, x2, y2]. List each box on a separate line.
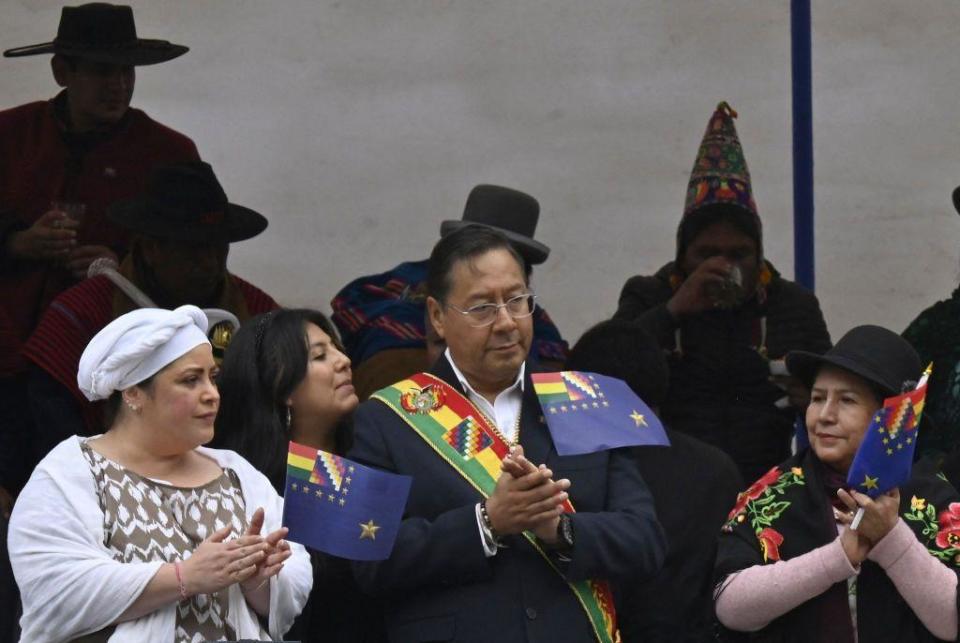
[531, 371, 670, 455]
[283, 441, 412, 561]
[846, 366, 931, 499]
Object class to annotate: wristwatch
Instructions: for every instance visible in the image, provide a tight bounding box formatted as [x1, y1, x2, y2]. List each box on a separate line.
[556, 514, 575, 550]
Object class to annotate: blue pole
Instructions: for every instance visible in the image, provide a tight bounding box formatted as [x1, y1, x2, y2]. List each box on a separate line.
[791, 0, 815, 290]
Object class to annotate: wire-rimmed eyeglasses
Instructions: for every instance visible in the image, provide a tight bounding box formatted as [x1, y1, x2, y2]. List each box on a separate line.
[446, 293, 537, 327]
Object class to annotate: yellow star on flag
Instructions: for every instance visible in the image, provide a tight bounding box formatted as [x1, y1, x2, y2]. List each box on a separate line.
[359, 519, 381, 540]
[630, 410, 647, 427]
[861, 474, 879, 490]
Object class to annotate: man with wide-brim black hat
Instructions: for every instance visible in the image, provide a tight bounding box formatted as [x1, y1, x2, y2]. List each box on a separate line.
[0, 4, 200, 519]
[21, 161, 278, 463]
[331, 184, 570, 400]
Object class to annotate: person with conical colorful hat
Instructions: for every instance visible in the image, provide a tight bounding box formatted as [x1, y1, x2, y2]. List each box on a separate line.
[613, 101, 832, 483]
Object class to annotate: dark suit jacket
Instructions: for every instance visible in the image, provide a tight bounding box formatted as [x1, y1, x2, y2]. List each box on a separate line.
[349, 356, 665, 643]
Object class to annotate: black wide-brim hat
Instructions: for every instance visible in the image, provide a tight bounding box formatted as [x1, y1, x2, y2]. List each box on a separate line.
[108, 162, 267, 243]
[4, 3, 187, 66]
[440, 184, 550, 265]
[786, 325, 923, 399]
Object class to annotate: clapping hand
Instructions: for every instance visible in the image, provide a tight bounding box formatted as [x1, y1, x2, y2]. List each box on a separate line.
[838, 487, 900, 544]
[181, 525, 268, 595]
[490, 445, 570, 544]
[835, 488, 900, 565]
[239, 507, 292, 595]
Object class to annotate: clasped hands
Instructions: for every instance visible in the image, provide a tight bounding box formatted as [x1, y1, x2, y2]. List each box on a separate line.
[180, 507, 292, 597]
[835, 487, 900, 567]
[485, 445, 570, 545]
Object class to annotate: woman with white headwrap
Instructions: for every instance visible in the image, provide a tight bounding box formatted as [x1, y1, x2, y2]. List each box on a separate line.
[8, 305, 311, 642]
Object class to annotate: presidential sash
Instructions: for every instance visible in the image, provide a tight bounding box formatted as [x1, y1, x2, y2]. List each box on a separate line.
[371, 372, 620, 643]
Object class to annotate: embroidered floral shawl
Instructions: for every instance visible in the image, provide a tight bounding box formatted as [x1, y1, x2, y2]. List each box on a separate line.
[714, 448, 960, 642]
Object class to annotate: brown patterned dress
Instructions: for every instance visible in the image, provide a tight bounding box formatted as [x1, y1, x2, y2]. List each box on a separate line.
[81, 442, 249, 643]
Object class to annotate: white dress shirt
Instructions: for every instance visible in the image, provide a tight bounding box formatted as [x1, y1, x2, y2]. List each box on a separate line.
[444, 348, 525, 556]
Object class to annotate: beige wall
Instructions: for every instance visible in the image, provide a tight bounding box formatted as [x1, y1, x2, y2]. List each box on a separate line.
[5, 1, 960, 345]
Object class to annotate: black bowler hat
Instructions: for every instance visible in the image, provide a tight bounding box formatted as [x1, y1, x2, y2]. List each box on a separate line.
[440, 184, 550, 265]
[4, 3, 187, 66]
[108, 162, 268, 243]
[786, 325, 923, 398]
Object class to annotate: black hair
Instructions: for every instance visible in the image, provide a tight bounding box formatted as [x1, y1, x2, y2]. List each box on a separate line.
[103, 374, 156, 429]
[212, 308, 352, 491]
[810, 362, 886, 409]
[567, 319, 669, 409]
[426, 225, 527, 303]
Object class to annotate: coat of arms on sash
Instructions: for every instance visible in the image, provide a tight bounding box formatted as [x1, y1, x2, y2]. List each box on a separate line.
[400, 384, 445, 415]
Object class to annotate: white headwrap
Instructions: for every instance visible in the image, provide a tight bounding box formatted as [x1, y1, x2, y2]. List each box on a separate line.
[77, 305, 210, 401]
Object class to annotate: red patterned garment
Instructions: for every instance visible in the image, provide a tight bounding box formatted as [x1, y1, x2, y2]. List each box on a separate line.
[0, 94, 199, 375]
[23, 273, 277, 432]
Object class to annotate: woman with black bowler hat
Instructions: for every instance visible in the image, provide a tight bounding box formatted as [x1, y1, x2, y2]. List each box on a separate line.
[714, 325, 960, 642]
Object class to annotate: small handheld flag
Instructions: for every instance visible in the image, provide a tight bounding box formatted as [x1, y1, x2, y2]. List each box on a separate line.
[847, 364, 932, 501]
[282, 441, 412, 561]
[531, 371, 670, 456]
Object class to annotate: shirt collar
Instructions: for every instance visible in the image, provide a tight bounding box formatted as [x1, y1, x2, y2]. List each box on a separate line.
[444, 347, 525, 397]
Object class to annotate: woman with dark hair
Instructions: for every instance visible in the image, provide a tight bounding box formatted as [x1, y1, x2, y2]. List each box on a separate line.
[714, 325, 960, 642]
[214, 309, 354, 490]
[214, 308, 384, 642]
[8, 305, 311, 641]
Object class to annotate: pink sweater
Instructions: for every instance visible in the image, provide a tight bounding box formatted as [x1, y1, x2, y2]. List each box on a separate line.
[715, 519, 957, 640]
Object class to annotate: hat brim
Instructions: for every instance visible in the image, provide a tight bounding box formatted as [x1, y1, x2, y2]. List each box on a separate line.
[785, 350, 900, 397]
[787, 350, 935, 433]
[439, 220, 550, 265]
[4, 39, 188, 66]
[108, 199, 268, 243]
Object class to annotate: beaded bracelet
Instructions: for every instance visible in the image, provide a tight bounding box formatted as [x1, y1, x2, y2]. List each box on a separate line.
[173, 560, 188, 600]
[479, 499, 497, 539]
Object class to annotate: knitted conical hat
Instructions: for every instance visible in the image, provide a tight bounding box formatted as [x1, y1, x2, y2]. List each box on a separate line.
[683, 101, 758, 219]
